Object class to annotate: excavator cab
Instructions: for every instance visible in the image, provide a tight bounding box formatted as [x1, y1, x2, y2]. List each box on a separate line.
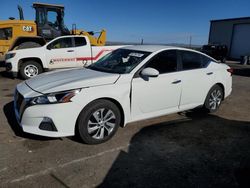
[33, 3, 70, 40]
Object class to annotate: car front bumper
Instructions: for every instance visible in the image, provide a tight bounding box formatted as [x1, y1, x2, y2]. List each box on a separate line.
[5, 57, 18, 71]
[14, 89, 83, 137]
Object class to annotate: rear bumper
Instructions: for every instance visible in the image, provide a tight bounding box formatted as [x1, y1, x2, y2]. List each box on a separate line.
[224, 75, 232, 99]
[225, 87, 232, 99]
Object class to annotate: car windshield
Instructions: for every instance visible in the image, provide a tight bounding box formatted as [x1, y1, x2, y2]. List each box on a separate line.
[87, 49, 151, 74]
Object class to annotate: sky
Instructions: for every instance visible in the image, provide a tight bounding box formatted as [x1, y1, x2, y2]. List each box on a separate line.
[0, 0, 250, 45]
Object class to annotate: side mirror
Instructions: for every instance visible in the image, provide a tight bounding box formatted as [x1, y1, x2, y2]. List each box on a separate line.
[141, 67, 159, 77]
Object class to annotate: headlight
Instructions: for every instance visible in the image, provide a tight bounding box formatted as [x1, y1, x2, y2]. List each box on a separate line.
[5, 53, 16, 60]
[29, 89, 81, 105]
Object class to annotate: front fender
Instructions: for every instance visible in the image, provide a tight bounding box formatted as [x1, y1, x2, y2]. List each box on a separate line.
[72, 82, 131, 126]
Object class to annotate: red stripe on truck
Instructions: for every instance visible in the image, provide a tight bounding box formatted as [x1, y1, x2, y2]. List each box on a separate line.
[76, 49, 113, 61]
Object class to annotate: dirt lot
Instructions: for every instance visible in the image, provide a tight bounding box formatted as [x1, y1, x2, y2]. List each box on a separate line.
[0, 62, 250, 188]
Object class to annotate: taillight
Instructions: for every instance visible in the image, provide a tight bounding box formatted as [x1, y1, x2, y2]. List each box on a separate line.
[227, 68, 233, 75]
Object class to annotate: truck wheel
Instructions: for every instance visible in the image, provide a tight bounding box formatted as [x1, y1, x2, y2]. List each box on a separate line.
[16, 42, 41, 50]
[77, 99, 121, 144]
[20, 60, 43, 79]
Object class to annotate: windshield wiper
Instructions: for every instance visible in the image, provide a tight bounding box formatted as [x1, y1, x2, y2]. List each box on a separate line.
[87, 65, 117, 73]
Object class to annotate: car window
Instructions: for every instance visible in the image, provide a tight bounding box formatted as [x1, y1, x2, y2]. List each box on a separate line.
[181, 51, 203, 70]
[202, 55, 214, 67]
[49, 38, 73, 49]
[74, 37, 87, 47]
[145, 50, 177, 74]
[88, 49, 151, 74]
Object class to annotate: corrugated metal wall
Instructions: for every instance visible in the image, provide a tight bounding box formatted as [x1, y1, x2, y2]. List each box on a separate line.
[209, 18, 250, 59]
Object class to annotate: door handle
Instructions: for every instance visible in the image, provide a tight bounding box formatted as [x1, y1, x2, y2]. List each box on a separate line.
[172, 80, 181, 84]
[67, 50, 74, 52]
[206, 72, 213, 75]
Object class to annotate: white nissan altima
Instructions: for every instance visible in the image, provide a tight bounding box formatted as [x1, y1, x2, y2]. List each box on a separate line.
[14, 45, 232, 144]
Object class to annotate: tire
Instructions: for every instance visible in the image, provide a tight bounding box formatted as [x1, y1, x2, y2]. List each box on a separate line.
[19, 60, 43, 79]
[16, 42, 41, 50]
[204, 85, 224, 113]
[77, 99, 121, 144]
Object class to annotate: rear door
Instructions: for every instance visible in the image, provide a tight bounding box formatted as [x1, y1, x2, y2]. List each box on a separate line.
[178, 50, 215, 109]
[46, 37, 77, 69]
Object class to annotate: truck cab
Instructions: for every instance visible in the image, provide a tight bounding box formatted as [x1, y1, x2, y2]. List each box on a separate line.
[45, 35, 91, 68]
[5, 35, 123, 79]
[201, 44, 228, 63]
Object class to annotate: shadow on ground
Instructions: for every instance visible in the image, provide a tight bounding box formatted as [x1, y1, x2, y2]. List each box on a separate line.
[3, 101, 59, 141]
[0, 68, 14, 79]
[99, 111, 250, 188]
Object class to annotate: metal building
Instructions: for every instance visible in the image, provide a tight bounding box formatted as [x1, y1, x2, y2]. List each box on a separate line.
[209, 17, 250, 59]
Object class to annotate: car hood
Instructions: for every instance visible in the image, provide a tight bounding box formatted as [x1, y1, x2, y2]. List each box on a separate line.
[25, 68, 120, 94]
[11, 46, 43, 54]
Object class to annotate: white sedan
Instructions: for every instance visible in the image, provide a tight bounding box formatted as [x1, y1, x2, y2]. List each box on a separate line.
[14, 46, 232, 144]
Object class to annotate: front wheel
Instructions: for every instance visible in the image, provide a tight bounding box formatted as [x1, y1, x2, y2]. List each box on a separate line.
[19, 60, 43, 79]
[204, 85, 224, 113]
[77, 100, 121, 144]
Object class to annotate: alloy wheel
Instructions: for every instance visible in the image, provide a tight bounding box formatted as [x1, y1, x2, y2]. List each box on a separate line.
[87, 108, 116, 140]
[209, 89, 223, 110]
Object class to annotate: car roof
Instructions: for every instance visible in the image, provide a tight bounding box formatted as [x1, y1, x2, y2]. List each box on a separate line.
[52, 35, 85, 40]
[121, 45, 218, 62]
[121, 45, 195, 53]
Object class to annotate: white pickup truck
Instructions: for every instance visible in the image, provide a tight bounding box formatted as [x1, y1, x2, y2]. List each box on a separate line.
[5, 35, 124, 79]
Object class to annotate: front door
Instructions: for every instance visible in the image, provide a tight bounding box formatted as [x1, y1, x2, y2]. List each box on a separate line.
[131, 50, 182, 121]
[46, 37, 77, 69]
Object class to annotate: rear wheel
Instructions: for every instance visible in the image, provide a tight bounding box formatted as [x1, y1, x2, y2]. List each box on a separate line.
[204, 85, 224, 113]
[19, 60, 43, 79]
[77, 100, 121, 144]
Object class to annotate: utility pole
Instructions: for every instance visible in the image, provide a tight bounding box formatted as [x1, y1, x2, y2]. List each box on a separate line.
[141, 38, 144, 45]
[189, 35, 192, 48]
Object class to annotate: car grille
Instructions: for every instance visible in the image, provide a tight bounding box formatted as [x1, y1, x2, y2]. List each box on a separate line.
[14, 89, 26, 119]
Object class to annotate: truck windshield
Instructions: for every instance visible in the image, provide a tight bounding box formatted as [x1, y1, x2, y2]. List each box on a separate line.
[87, 49, 151, 74]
